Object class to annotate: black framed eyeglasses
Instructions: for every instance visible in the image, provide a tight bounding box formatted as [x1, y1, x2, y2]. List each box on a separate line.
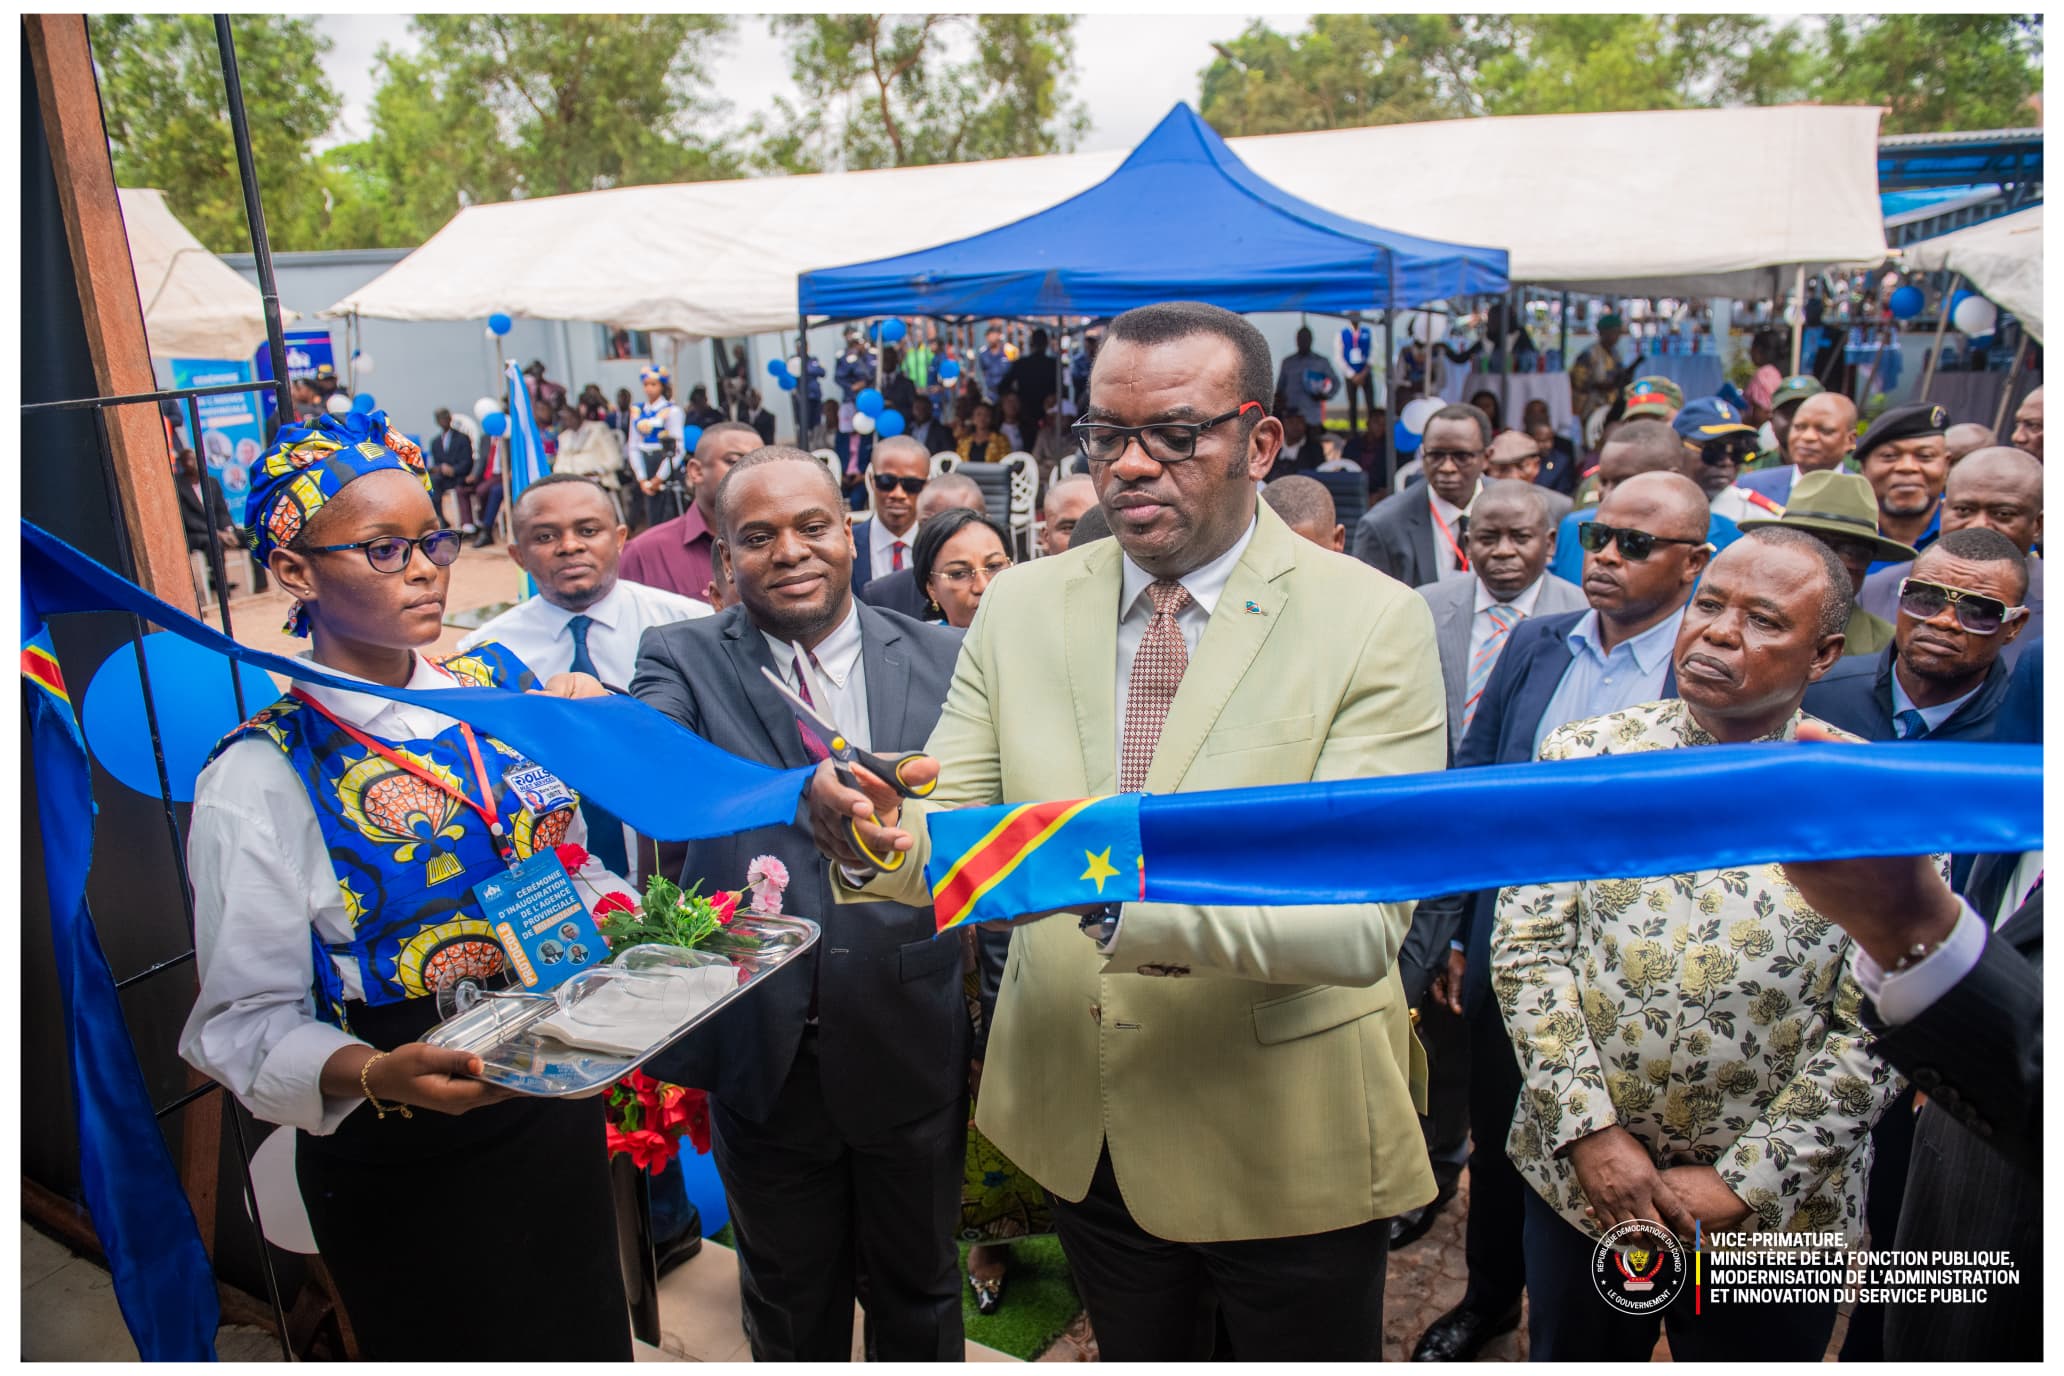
[1421, 448, 1484, 471]
[1073, 401, 1263, 465]
[873, 473, 928, 495]
[1577, 522, 1705, 562]
[304, 530, 463, 572]
[1897, 577, 2025, 635]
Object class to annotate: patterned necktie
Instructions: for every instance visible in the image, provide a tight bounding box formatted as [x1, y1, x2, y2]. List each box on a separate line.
[566, 614, 597, 679]
[1894, 708, 1931, 741]
[790, 649, 831, 763]
[891, 540, 907, 572]
[1121, 580, 1193, 791]
[1462, 602, 1521, 734]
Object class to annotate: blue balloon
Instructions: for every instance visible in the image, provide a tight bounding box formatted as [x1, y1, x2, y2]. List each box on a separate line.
[876, 409, 906, 438]
[767, 358, 790, 378]
[881, 318, 907, 342]
[488, 312, 513, 336]
[1393, 419, 1423, 456]
[80, 633, 279, 802]
[778, 374, 798, 391]
[856, 388, 885, 417]
[1889, 285, 1925, 320]
[481, 411, 509, 437]
[867, 321, 883, 342]
[681, 425, 705, 453]
[350, 392, 377, 414]
[939, 359, 961, 381]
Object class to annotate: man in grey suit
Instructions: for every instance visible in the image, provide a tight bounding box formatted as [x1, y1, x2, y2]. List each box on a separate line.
[1417, 480, 1587, 759]
[1353, 403, 1489, 587]
[634, 447, 968, 1362]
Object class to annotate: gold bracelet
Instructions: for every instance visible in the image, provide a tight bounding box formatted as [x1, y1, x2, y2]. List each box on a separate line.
[359, 1051, 413, 1120]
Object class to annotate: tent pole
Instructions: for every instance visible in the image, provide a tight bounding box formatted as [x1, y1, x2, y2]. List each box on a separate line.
[796, 314, 813, 445]
[1558, 292, 1570, 369]
[1991, 337, 2029, 435]
[1500, 287, 1515, 427]
[1918, 272, 1962, 401]
[1788, 266, 1807, 375]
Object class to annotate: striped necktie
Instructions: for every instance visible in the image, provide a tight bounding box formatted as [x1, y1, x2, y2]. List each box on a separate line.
[1462, 602, 1520, 734]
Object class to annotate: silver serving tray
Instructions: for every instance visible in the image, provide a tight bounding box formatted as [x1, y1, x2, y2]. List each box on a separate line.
[422, 913, 819, 1097]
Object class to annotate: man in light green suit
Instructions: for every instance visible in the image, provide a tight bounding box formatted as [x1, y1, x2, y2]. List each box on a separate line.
[811, 302, 1448, 1360]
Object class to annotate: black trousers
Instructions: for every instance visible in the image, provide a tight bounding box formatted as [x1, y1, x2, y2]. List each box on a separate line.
[1461, 992, 1530, 1313]
[710, 1030, 965, 1362]
[1418, 997, 1472, 1195]
[1048, 1145, 1390, 1360]
[1344, 370, 1378, 435]
[1522, 1190, 1837, 1360]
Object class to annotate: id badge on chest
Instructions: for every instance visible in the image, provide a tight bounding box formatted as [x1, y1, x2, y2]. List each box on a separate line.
[502, 760, 576, 817]
[474, 851, 605, 993]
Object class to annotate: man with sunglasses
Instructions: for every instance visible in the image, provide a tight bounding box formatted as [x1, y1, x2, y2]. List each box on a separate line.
[1806, 526, 2030, 743]
[619, 421, 761, 604]
[1352, 403, 1491, 587]
[815, 300, 1447, 1360]
[1672, 397, 1786, 524]
[849, 435, 930, 595]
[859, 472, 989, 620]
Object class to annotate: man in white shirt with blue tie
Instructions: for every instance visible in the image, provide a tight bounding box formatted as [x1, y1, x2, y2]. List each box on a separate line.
[458, 473, 710, 874]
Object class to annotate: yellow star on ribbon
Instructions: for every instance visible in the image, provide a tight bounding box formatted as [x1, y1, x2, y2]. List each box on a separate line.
[1080, 846, 1120, 893]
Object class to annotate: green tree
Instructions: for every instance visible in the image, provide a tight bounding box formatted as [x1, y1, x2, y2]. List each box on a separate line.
[753, 15, 1085, 173]
[1472, 15, 1817, 116]
[1198, 15, 1486, 136]
[1811, 14, 2042, 134]
[88, 14, 345, 252]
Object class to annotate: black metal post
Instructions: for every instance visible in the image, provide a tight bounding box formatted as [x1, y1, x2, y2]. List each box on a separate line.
[213, 16, 291, 425]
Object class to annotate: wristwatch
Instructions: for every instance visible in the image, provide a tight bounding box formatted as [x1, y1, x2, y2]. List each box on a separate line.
[1078, 903, 1121, 948]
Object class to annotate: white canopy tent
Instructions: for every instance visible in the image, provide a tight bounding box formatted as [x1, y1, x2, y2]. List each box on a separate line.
[119, 187, 287, 359]
[326, 105, 1888, 336]
[1903, 205, 2044, 345]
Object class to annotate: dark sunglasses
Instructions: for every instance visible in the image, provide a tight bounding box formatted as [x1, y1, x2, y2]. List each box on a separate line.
[1073, 401, 1263, 465]
[1686, 437, 1756, 466]
[304, 530, 462, 573]
[872, 473, 929, 495]
[1897, 577, 2025, 635]
[1577, 521, 1705, 562]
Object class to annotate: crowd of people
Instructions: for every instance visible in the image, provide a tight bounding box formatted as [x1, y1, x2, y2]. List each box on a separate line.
[175, 299, 2041, 1364]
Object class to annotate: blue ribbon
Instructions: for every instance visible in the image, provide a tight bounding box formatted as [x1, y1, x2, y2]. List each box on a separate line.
[22, 520, 811, 840]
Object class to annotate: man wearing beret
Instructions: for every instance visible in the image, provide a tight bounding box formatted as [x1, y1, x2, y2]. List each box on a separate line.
[1855, 402, 1951, 574]
[1739, 470, 1918, 657]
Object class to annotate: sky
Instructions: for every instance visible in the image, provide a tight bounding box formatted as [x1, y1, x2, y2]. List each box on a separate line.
[311, 13, 1284, 154]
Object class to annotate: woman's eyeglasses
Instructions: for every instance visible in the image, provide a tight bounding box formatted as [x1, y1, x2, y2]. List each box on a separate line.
[931, 557, 1013, 586]
[1576, 522, 1705, 562]
[1073, 401, 1262, 466]
[873, 474, 928, 495]
[304, 530, 462, 573]
[1897, 577, 2025, 635]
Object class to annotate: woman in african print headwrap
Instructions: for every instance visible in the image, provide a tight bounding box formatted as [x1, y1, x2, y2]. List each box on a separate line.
[177, 409, 634, 1359]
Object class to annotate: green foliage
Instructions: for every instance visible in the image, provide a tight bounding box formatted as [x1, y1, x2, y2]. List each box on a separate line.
[88, 14, 346, 252]
[1199, 15, 1486, 135]
[1474, 15, 1819, 116]
[597, 873, 723, 955]
[752, 14, 1084, 173]
[1813, 14, 2043, 134]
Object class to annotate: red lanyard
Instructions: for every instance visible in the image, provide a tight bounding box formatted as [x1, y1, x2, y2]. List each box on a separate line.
[291, 684, 516, 866]
[1429, 499, 1470, 572]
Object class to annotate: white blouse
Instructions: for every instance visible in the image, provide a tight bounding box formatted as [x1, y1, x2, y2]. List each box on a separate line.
[177, 653, 631, 1135]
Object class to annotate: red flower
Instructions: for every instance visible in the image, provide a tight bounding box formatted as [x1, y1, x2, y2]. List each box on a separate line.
[709, 889, 738, 926]
[665, 1086, 713, 1155]
[555, 842, 592, 873]
[593, 890, 639, 919]
[622, 1127, 677, 1172]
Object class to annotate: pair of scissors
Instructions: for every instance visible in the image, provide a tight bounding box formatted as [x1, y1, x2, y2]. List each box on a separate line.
[760, 660, 936, 872]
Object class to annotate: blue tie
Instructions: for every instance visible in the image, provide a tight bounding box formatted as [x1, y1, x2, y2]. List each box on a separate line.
[566, 614, 598, 679]
[1895, 708, 1931, 741]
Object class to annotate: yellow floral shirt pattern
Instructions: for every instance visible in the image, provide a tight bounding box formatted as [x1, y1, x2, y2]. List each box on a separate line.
[1491, 699, 1907, 1244]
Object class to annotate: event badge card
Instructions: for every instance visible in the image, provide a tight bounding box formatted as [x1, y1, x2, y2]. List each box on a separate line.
[475, 850, 605, 993]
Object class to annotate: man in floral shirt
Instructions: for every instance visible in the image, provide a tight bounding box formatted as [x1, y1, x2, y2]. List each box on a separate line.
[1492, 527, 1906, 1360]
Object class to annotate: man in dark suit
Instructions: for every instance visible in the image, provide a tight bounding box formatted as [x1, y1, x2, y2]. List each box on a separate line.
[1805, 527, 2029, 743]
[848, 435, 929, 595]
[1352, 403, 1489, 587]
[1781, 841, 2041, 1361]
[175, 447, 239, 599]
[634, 447, 967, 1362]
[1411, 471, 1708, 1362]
[858, 473, 989, 621]
[427, 407, 475, 528]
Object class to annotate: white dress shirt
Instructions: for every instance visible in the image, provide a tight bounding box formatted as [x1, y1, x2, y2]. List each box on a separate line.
[1851, 849, 2042, 1024]
[178, 653, 627, 1136]
[1115, 517, 1257, 769]
[1467, 572, 1549, 669]
[763, 600, 871, 752]
[1889, 669, 1985, 737]
[867, 516, 917, 580]
[455, 576, 711, 685]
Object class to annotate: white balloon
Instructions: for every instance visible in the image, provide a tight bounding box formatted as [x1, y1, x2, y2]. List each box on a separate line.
[473, 396, 500, 422]
[852, 412, 878, 435]
[1952, 295, 1999, 337]
[325, 394, 352, 416]
[1400, 396, 1446, 435]
[352, 352, 375, 377]
[1400, 310, 1449, 346]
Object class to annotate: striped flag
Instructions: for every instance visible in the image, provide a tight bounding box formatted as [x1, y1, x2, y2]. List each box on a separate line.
[928, 794, 1143, 932]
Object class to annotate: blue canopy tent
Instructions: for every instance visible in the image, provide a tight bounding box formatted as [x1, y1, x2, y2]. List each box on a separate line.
[797, 103, 1509, 322]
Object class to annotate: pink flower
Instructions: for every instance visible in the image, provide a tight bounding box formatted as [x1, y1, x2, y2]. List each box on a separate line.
[747, 855, 790, 912]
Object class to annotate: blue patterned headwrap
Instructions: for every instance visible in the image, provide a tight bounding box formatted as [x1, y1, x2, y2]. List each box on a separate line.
[245, 409, 434, 636]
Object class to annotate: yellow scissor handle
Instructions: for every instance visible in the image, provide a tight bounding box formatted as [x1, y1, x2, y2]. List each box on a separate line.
[891, 754, 938, 799]
[849, 814, 907, 872]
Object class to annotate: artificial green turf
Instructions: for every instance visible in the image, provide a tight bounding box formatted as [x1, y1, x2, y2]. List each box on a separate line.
[701, 1226, 1080, 1360]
